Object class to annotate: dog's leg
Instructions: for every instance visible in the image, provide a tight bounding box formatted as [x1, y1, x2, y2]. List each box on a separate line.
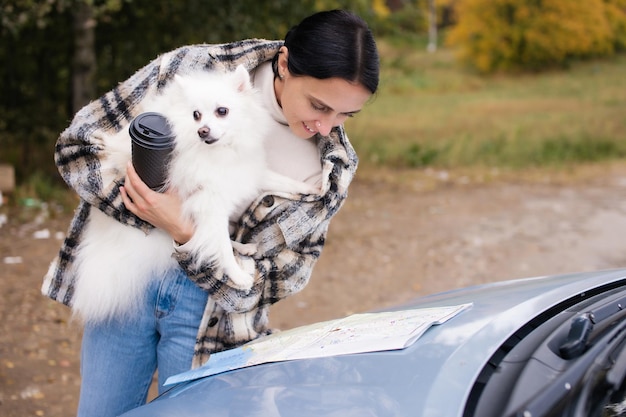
[187, 210, 255, 291]
[219, 238, 255, 290]
[232, 240, 258, 256]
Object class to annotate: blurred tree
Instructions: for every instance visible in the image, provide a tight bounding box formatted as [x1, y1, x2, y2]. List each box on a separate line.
[72, 2, 96, 111]
[374, 0, 455, 43]
[0, 0, 127, 182]
[604, 0, 626, 51]
[446, 0, 624, 73]
[1, 0, 77, 184]
[427, 0, 436, 51]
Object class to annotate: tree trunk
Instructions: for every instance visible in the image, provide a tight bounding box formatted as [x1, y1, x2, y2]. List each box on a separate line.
[72, 2, 97, 113]
[427, 0, 437, 53]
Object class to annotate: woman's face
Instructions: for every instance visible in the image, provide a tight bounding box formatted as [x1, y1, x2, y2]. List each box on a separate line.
[274, 47, 372, 139]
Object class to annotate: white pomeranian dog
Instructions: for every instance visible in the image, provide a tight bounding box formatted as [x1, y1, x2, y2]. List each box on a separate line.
[71, 65, 317, 323]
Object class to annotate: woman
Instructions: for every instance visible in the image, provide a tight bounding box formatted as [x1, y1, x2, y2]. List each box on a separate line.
[43, 9, 379, 417]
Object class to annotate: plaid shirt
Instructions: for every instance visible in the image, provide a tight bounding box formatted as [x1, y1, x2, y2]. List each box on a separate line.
[42, 39, 358, 368]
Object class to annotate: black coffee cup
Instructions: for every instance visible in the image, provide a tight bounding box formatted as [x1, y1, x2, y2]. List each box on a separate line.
[129, 112, 175, 191]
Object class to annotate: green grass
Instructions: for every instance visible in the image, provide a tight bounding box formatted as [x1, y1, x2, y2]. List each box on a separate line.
[346, 39, 626, 170]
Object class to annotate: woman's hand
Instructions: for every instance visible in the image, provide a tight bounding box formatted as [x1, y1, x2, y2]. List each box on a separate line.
[120, 161, 194, 244]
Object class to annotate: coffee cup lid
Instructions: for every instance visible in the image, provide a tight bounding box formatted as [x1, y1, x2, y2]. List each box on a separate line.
[129, 112, 174, 146]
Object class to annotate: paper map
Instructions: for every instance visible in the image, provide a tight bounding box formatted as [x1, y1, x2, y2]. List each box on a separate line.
[165, 303, 472, 386]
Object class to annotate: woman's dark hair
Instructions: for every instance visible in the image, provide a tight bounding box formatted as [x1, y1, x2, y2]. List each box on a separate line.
[272, 10, 379, 94]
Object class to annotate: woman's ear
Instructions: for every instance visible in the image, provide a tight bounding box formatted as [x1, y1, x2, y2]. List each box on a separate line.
[277, 46, 289, 78]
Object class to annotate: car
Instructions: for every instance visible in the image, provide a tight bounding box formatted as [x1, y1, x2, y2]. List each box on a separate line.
[120, 268, 626, 417]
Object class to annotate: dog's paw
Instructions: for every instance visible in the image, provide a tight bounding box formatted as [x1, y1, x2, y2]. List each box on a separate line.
[227, 268, 255, 291]
[231, 241, 258, 256]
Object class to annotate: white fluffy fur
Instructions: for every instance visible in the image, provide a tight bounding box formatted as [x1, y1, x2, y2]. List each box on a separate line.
[71, 65, 317, 323]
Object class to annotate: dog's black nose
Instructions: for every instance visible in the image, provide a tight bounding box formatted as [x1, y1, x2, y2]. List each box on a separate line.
[198, 126, 218, 144]
[198, 126, 210, 139]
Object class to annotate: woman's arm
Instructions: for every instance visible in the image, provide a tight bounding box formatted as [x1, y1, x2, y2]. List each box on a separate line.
[54, 54, 166, 232]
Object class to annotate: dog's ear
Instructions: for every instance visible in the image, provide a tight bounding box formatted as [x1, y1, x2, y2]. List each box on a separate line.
[233, 64, 252, 93]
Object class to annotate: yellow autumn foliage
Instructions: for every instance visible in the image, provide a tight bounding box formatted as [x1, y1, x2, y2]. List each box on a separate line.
[446, 0, 625, 73]
[604, 0, 626, 50]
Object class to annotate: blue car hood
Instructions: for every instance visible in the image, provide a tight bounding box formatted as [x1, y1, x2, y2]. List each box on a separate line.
[120, 269, 626, 417]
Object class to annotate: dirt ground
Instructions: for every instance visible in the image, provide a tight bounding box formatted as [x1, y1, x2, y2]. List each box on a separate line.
[3, 163, 626, 417]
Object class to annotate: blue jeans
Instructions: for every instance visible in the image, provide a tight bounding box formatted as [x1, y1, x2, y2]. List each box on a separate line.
[76, 267, 209, 417]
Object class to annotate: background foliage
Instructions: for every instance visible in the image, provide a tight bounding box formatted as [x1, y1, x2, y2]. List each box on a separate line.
[446, 0, 626, 73]
[1, 0, 625, 195]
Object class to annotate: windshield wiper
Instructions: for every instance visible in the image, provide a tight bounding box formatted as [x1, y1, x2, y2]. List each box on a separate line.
[509, 320, 626, 417]
[559, 313, 595, 359]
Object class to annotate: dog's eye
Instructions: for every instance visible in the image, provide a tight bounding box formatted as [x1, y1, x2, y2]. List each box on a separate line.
[216, 107, 229, 117]
[193, 110, 201, 121]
